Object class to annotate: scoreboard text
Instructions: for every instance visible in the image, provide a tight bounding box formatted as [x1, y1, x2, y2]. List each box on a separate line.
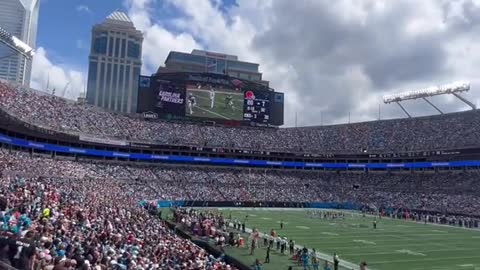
[243, 90, 271, 123]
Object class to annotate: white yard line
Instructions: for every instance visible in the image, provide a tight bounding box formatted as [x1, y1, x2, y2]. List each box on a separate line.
[344, 210, 480, 233]
[372, 255, 480, 264]
[232, 224, 361, 270]
[187, 88, 243, 96]
[214, 208, 480, 270]
[193, 105, 230, 119]
[344, 247, 478, 257]
[194, 93, 244, 112]
[327, 242, 443, 249]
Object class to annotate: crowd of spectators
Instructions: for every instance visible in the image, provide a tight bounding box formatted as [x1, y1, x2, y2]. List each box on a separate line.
[2, 148, 480, 218]
[0, 150, 238, 270]
[1, 81, 480, 269]
[2, 81, 480, 153]
[0, 146, 479, 269]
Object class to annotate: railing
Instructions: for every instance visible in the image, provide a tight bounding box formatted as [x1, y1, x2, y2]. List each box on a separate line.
[3, 132, 480, 169]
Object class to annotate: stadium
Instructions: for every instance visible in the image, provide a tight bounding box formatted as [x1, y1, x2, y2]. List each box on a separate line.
[1, 2, 480, 270]
[1, 76, 480, 270]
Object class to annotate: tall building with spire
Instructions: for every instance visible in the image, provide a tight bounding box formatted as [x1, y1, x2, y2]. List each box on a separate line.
[86, 11, 143, 113]
[0, 0, 40, 86]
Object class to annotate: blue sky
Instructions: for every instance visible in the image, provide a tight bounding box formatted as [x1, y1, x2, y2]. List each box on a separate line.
[38, 0, 133, 70]
[36, 0, 238, 71]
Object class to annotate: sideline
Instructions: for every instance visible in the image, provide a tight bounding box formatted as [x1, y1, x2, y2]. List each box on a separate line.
[200, 207, 480, 270]
[233, 224, 361, 270]
[334, 209, 480, 233]
[227, 207, 480, 232]
[219, 207, 361, 270]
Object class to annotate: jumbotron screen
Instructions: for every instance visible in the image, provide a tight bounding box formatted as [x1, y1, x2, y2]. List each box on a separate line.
[137, 72, 283, 125]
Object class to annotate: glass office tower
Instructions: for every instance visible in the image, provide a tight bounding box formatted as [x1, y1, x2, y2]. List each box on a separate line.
[86, 11, 143, 113]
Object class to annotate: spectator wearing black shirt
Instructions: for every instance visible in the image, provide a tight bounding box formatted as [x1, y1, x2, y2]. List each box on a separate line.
[12, 231, 36, 270]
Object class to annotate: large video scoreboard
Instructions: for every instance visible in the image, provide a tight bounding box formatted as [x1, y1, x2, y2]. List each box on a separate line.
[137, 72, 284, 126]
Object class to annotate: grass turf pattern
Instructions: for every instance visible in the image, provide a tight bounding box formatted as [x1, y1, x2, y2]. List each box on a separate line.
[186, 89, 244, 120]
[220, 209, 480, 270]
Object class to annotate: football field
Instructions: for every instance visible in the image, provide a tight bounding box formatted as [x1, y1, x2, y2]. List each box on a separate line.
[186, 88, 244, 120]
[220, 208, 480, 270]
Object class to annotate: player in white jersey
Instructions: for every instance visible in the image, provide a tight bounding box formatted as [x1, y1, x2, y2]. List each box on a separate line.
[209, 86, 215, 109]
[187, 93, 196, 115]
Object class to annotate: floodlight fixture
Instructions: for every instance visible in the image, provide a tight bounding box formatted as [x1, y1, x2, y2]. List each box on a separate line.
[382, 81, 475, 118]
[383, 81, 470, 104]
[0, 26, 35, 59]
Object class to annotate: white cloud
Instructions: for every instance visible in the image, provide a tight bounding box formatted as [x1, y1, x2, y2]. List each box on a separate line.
[403, 0, 446, 36]
[166, 0, 261, 62]
[124, 0, 480, 126]
[125, 0, 201, 74]
[76, 5, 92, 14]
[31, 47, 86, 100]
[141, 25, 199, 74]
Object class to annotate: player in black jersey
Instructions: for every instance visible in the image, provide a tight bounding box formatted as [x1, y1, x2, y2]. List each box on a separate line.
[225, 95, 234, 110]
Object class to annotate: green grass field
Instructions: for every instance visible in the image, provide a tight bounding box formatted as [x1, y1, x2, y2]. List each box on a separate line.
[186, 89, 244, 120]
[219, 209, 480, 270]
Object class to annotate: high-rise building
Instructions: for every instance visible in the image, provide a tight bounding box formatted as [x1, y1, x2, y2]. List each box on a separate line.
[158, 50, 269, 86]
[86, 11, 143, 113]
[0, 0, 40, 86]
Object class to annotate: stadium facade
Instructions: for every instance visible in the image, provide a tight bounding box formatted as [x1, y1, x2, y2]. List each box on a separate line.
[86, 11, 143, 114]
[158, 49, 269, 86]
[0, 0, 39, 86]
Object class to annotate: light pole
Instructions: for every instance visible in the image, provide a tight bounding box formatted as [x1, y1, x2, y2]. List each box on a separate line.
[0, 26, 35, 59]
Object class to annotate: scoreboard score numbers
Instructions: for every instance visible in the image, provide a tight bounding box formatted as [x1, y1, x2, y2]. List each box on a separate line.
[243, 90, 270, 123]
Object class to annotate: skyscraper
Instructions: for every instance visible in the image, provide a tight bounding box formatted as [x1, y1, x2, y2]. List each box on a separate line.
[0, 0, 40, 86]
[86, 11, 143, 114]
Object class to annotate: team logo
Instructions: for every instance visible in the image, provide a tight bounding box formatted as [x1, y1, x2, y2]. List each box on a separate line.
[245, 90, 255, 100]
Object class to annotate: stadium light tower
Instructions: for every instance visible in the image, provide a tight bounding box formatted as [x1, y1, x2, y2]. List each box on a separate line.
[0, 26, 35, 59]
[383, 81, 474, 118]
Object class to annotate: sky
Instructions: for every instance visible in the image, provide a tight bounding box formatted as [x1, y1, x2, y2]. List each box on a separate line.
[31, 0, 480, 127]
